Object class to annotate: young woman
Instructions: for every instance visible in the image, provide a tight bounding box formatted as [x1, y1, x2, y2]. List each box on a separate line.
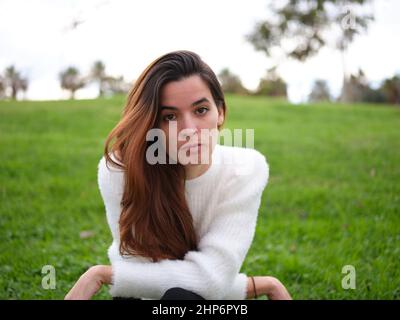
[65, 50, 292, 300]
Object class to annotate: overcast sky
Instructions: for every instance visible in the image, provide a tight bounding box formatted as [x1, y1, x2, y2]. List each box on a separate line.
[0, 0, 399, 102]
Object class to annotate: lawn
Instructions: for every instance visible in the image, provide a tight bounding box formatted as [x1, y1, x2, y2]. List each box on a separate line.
[0, 94, 399, 299]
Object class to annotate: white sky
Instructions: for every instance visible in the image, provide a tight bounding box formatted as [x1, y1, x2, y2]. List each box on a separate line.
[0, 0, 399, 103]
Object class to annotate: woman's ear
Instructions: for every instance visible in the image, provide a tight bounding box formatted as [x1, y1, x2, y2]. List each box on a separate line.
[217, 107, 225, 126]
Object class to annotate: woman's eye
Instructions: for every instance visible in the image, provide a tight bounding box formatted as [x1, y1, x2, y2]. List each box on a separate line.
[196, 107, 209, 115]
[163, 114, 176, 121]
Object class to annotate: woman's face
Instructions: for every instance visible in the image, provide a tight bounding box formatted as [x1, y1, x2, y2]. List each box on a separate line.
[158, 74, 224, 165]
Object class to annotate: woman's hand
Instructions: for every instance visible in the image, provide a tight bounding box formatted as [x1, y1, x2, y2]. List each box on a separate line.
[247, 276, 292, 300]
[64, 265, 112, 300]
[262, 276, 292, 300]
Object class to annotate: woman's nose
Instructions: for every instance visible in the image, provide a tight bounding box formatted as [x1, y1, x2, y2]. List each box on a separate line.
[179, 115, 200, 140]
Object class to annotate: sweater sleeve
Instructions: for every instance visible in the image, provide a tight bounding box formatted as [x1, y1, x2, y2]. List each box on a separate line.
[97, 150, 269, 300]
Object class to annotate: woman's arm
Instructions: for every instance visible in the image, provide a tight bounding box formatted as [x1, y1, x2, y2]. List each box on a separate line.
[65, 265, 112, 300]
[65, 268, 293, 300]
[92, 151, 269, 300]
[246, 276, 292, 300]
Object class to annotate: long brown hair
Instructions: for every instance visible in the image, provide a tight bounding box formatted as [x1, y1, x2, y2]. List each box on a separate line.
[103, 50, 227, 262]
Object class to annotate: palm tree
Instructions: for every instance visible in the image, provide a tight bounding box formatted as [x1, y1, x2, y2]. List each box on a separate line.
[59, 66, 86, 99]
[90, 60, 106, 97]
[4, 65, 29, 100]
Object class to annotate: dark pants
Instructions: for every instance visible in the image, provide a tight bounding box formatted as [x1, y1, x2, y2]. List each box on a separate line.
[113, 287, 206, 300]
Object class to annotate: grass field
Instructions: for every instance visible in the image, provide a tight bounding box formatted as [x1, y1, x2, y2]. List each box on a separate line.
[0, 94, 399, 299]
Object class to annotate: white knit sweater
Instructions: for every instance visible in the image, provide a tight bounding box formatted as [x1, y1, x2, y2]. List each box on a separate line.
[97, 143, 269, 300]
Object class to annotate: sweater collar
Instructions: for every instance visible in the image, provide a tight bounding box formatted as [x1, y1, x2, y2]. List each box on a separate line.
[184, 143, 221, 188]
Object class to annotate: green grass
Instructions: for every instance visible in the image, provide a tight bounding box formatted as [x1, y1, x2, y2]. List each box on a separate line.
[0, 94, 399, 299]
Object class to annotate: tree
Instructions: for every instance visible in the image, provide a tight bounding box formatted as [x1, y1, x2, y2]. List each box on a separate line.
[381, 75, 400, 105]
[19, 77, 29, 100]
[309, 79, 331, 102]
[59, 66, 86, 99]
[255, 66, 287, 97]
[90, 60, 107, 97]
[340, 69, 386, 104]
[102, 75, 131, 96]
[0, 75, 5, 99]
[218, 68, 248, 94]
[246, 0, 374, 102]
[4, 65, 29, 100]
[340, 69, 368, 102]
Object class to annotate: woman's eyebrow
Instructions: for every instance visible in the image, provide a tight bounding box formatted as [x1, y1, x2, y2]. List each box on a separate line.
[160, 97, 210, 111]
